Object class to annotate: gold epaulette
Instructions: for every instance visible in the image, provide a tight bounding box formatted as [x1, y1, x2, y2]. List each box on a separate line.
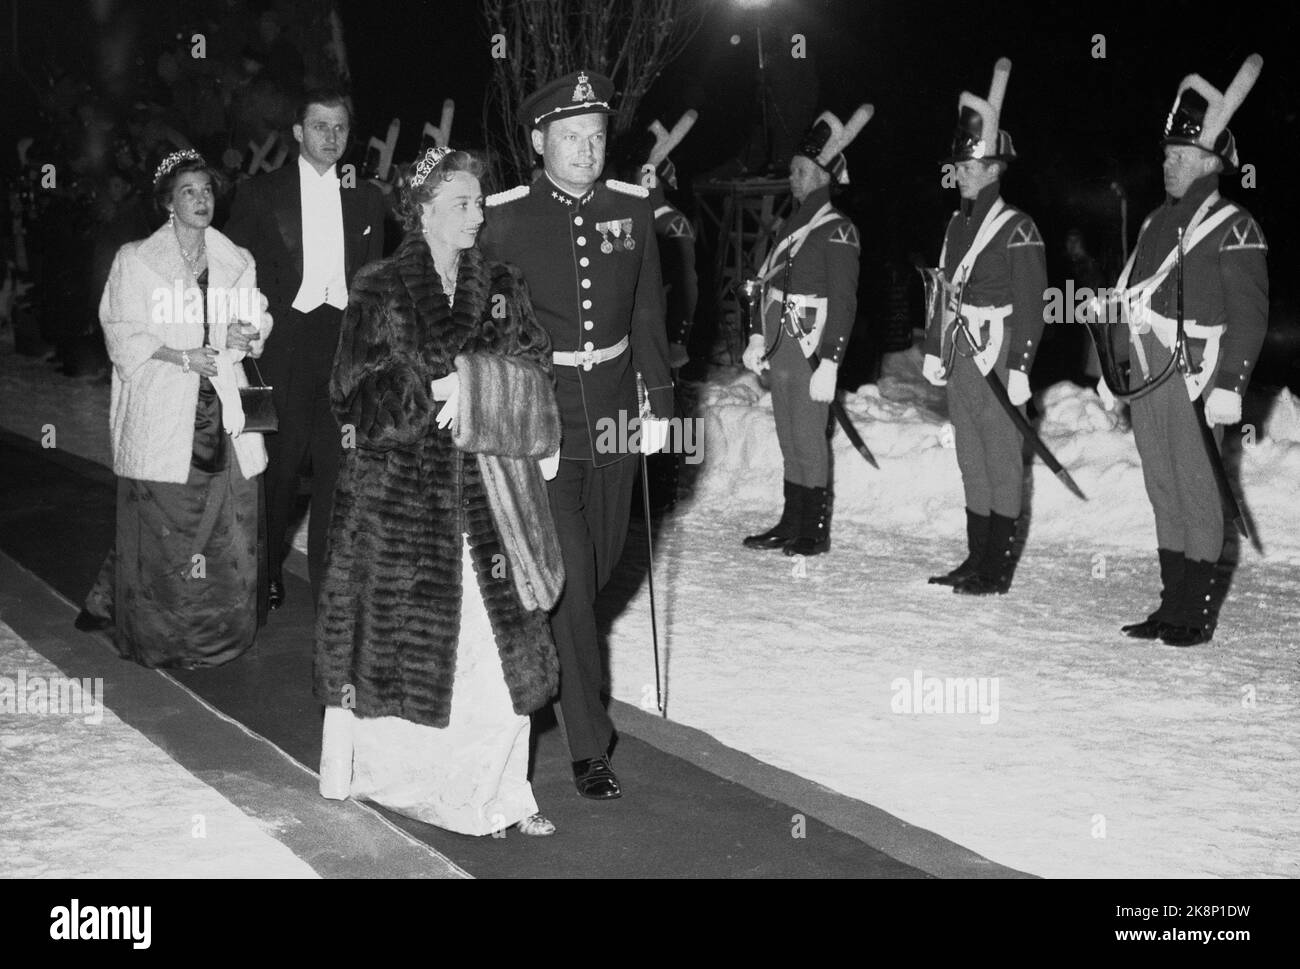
[486, 184, 530, 207]
[605, 178, 649, 198]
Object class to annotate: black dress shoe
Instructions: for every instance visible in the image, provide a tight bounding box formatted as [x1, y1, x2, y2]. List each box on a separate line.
[74, 609, 113, 632]
[572, 755, 622, 800]
[268, 579, 285, 611]
[1121, 619, 1164, 639]
[1159, 624, 1213, 647]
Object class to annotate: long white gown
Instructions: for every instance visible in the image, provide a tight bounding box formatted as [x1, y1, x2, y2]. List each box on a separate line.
[318, 536, 539, 835]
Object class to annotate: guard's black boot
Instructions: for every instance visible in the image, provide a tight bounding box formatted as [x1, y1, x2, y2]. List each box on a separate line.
[1122, 548, 1184, 639]
[744, 480, 801, 549]
[953, 512, 1019, 595]
[784, 486, 831, 557]
[929, 509, 990, 586]
[1159, 558, 1217, 647]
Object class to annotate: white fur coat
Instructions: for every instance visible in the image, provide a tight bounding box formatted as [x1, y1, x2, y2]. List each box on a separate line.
[100, 223, 271, 482]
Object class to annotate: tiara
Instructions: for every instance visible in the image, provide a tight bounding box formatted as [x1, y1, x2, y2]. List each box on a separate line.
[411, 146, 453, 188]
[153, 149, 205, 185]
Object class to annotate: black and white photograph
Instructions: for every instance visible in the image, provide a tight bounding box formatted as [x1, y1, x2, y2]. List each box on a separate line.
[0, 0, 1295, 933]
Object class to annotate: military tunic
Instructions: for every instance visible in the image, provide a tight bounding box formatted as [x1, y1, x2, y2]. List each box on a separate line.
[480, 176, 672, 466]
[748, 184, 860, 487]
[923, 182, 1047, 518]
[648, 186, 698, 349]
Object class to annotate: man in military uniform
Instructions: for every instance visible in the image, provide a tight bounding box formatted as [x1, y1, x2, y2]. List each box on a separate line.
[922, 58, 1047, 595]
[741, 108, 864, 556]
[479, 70, 672, 799]
[1098, 56, 1268, 647]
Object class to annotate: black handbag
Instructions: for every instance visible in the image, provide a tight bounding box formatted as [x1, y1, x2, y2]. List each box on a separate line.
[239, 358, 278, 434]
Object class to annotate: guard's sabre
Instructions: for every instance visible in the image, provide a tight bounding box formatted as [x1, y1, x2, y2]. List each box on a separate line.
[808, 352, 879, 469]
[636, 373, 666, 717]
[1176, 231, 1256, 549]
[967, 337, 1089, 502]
[928, 265, 1088, 501]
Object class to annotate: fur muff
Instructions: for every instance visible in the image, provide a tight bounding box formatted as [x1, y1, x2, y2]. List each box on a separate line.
[454, 352, 565, 612]
[313, 232, 560, 727]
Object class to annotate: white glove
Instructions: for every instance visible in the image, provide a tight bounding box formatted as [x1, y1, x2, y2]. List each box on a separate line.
[433, 373, 460, 431]
[640, 417, 671, 455]
[742, 334, 769, 375]
[809, 359, 838, 403]
[431, 371, 459, 401]
[1203, 388, 1242, 426]
[1096, 377, 1116, 412]
[971, 342, 998, 376]
[922, 353, 947, 386]
[539, 450, 560, 481]
[250, 291, 273, 358]
[669, 342, 689, 370]
[1006, 369, 1031, 407]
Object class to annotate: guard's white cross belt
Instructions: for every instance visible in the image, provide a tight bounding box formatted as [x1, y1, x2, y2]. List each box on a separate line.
[553, 335, 630, 371]
[954, 302, 1012, 352]
[765, 287, 828, 356]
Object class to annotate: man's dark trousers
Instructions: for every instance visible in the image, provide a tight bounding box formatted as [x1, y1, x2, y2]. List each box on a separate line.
[546, 454, 640, 761]
[261, 303, 344, 605]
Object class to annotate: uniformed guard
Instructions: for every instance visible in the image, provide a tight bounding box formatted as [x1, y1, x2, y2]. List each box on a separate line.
[479, 70, 672, 799]
[632, 112, 699, 509]
[1095, 55, 1267, 647]
[922, 58, 1047, 596]
[741, 106, 867, 556]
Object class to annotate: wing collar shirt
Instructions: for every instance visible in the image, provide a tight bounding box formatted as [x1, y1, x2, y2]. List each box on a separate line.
[292, 154, 348, 312]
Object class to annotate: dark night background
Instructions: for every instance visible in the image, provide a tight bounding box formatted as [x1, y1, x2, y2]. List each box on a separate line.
[4, 0, 1298, 387]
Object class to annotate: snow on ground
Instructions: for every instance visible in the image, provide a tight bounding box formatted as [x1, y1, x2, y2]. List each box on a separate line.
[4, 333, 1297, 877]
[0, 622, 318, 878]
[603, 351, 1300, 877]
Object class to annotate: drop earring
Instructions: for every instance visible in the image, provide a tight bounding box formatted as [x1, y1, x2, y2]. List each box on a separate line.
[168, 211, 175, 228]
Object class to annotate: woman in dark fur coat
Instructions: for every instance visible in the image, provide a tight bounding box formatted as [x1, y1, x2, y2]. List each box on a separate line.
[313, 147, 565, 837]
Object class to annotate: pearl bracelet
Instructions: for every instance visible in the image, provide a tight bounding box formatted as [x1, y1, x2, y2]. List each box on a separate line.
[181, 350, 191, 374]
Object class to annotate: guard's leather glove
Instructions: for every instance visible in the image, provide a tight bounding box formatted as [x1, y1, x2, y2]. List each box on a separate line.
[1006, 369, 1031, 407]
[1204, 388, 1242, 427]
[1096, 377, 1116, 412]
[809, 359, 838, 403]
[539, 449, 560, 481]
[640, 417, 671, 455]
[922, 353, 947, 387]
[742, 333, 769, 375]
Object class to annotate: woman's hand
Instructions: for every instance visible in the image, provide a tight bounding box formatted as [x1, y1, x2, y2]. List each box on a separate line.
[178, 346, 218, 377]
[225, 320, 259, 354]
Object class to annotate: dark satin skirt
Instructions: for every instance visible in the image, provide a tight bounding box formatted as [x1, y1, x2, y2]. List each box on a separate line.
[111, 455, 259, 669]
[191, 375, 227, 472]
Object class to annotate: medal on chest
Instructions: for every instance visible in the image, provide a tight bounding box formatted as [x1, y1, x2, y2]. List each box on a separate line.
[596, 218, 635, 253]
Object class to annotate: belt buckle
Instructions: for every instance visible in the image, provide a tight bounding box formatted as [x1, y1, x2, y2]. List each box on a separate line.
[579, 348, 596, 371]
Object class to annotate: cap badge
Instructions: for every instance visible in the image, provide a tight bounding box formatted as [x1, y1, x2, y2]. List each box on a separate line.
[572, 71, 595, 103]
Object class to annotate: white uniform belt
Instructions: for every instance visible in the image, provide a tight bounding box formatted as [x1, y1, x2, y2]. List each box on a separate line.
[1137, 306, 1223, 347]
[553, 335, 630, 371]
[766, 288, 827, 313]
[959, 303, 1012, 325]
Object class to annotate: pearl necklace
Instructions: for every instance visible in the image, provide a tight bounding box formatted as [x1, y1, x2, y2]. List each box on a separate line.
[176, 231, 206, 280]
